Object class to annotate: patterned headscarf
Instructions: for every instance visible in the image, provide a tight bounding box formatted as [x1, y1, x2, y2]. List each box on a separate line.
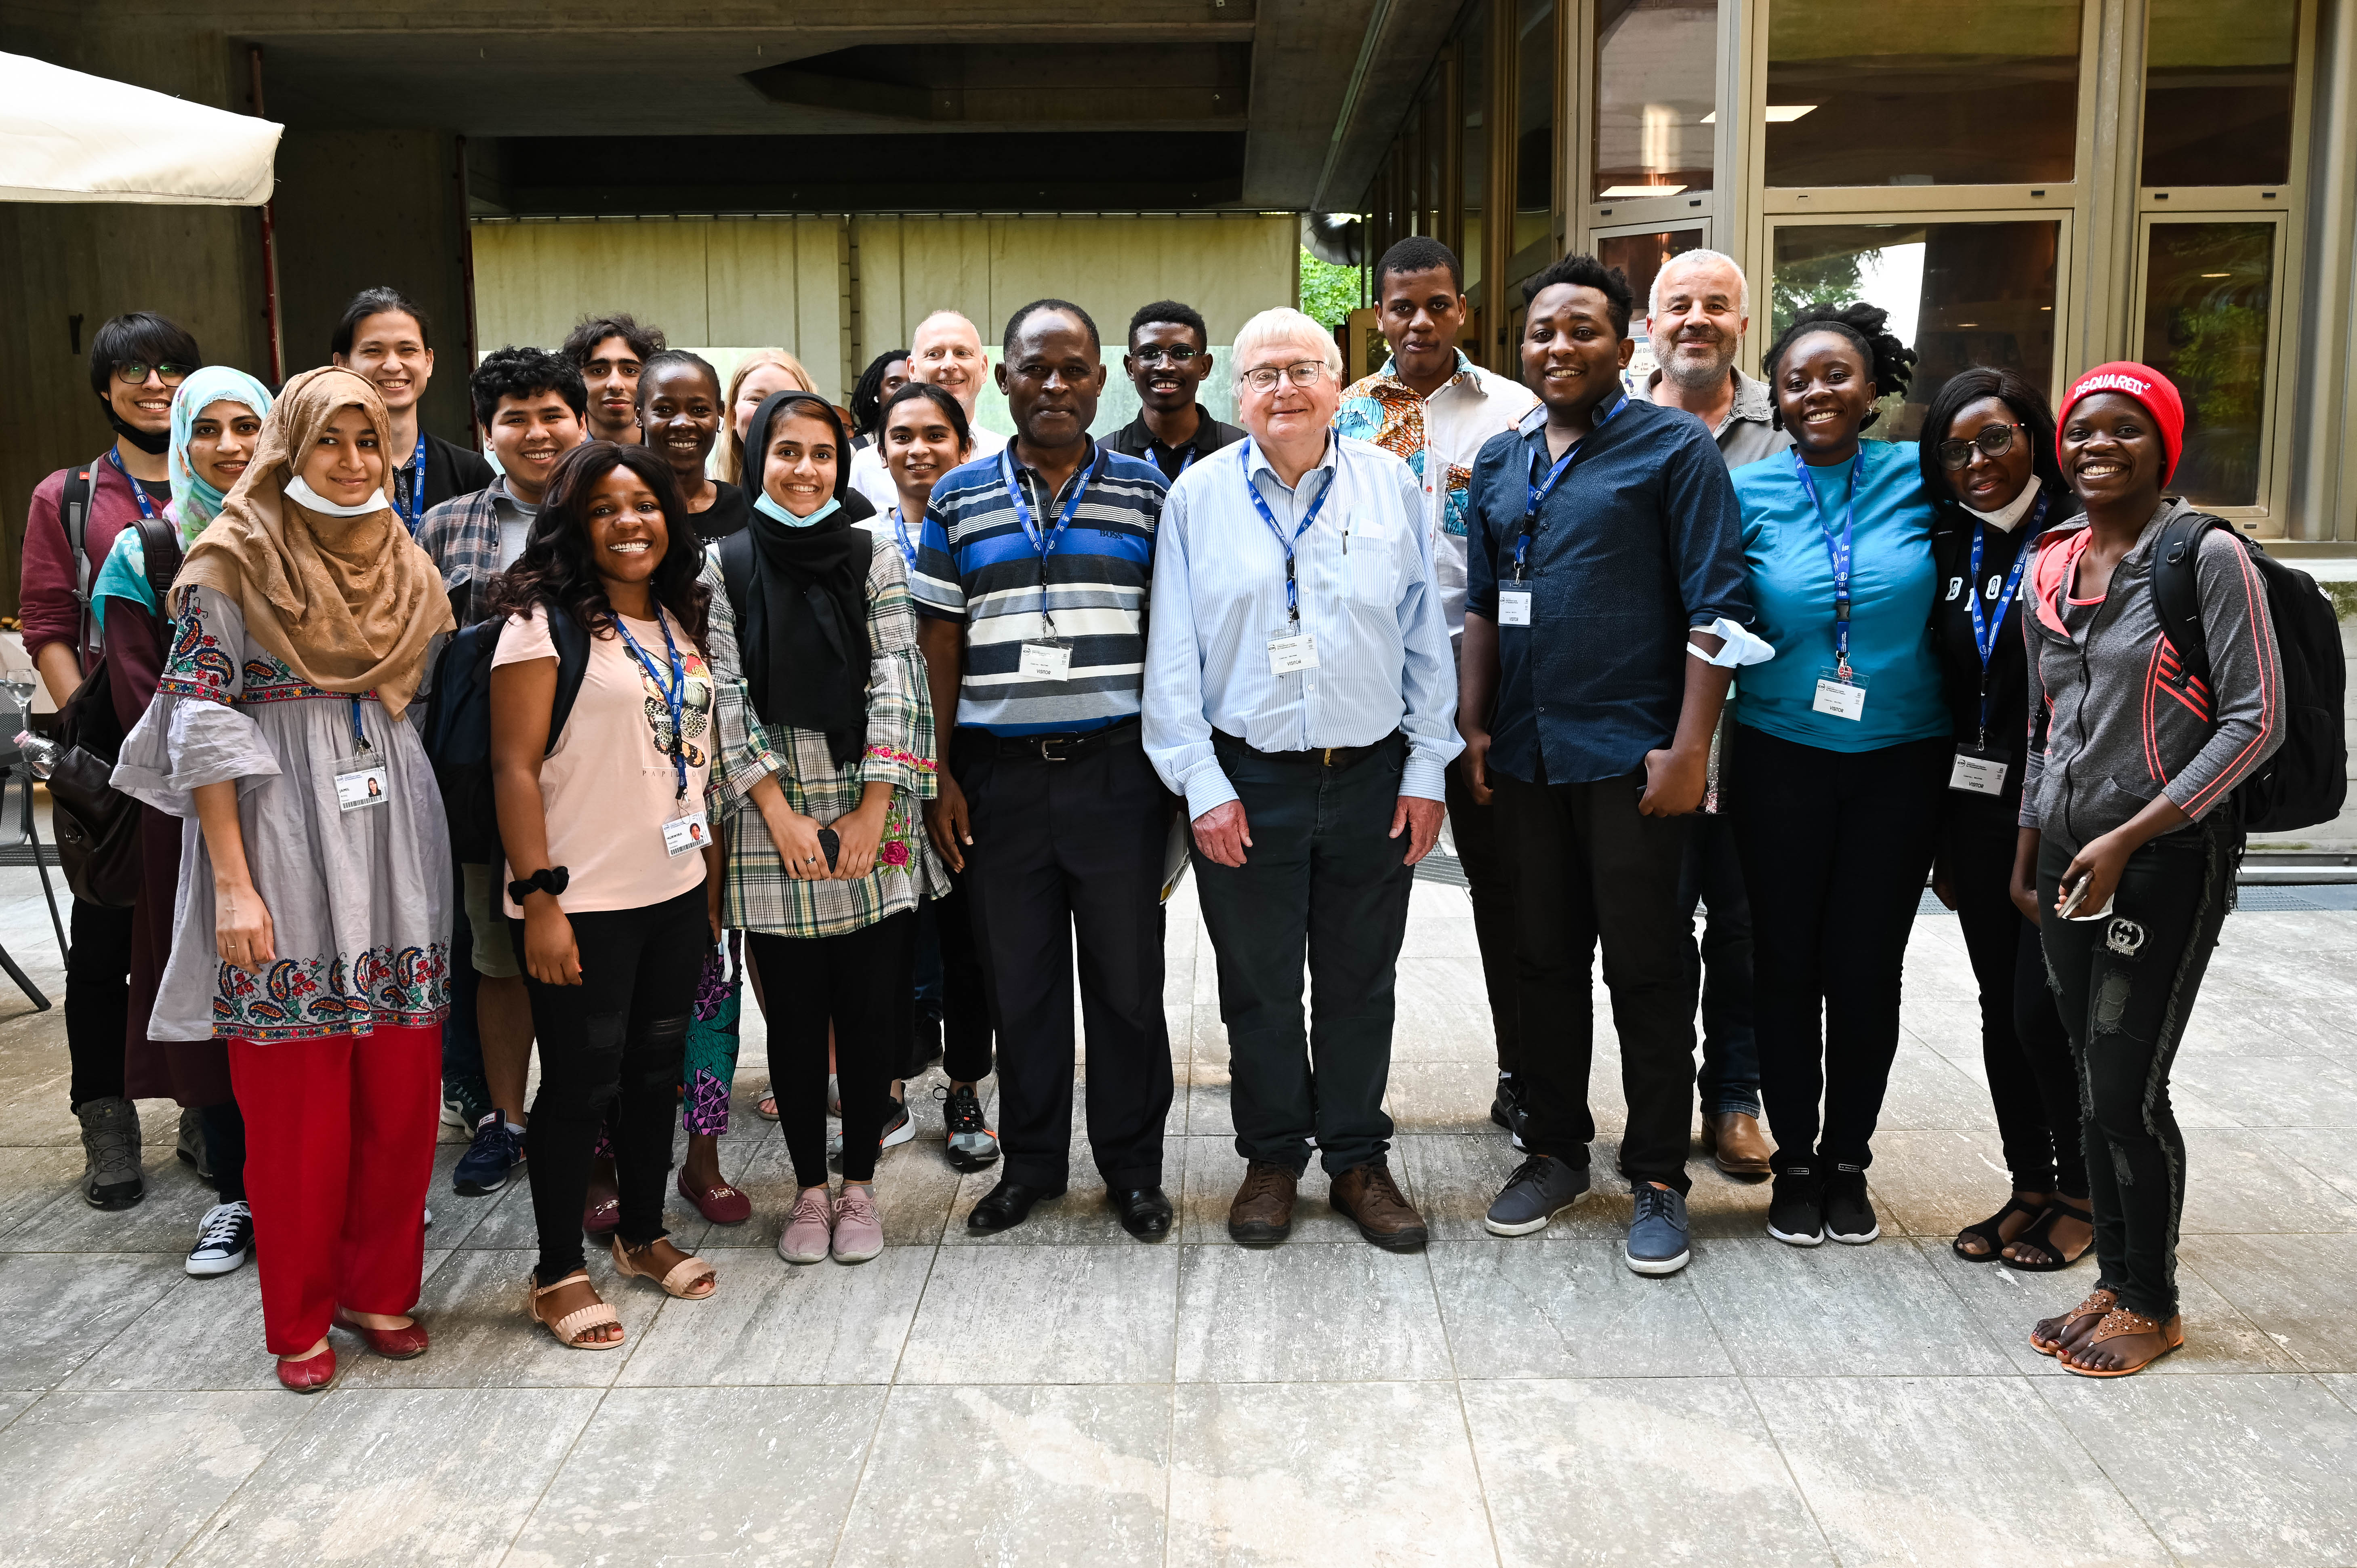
[166, 366, 276, 546]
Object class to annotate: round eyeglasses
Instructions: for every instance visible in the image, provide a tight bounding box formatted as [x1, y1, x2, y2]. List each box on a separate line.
[1936, 422, 2028, 470]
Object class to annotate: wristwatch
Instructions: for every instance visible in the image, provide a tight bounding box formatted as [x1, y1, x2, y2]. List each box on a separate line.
[508, 866, 570, 903]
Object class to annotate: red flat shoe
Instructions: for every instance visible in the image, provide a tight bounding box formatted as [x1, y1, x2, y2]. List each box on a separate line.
[332, 1308, 429, 1360]
[276, 1344, 339, 1394]
[678, 1169, 753, 1224]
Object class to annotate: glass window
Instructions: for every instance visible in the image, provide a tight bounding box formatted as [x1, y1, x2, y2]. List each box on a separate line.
[1598, 227, 1703, 392]
[2139, 221, 2277, 507]
[1595, 0, 1716, 197]
[1514, 0, 1558, 259]
[1771, 219, 2060, 439]
[1764, 0, 2081, 186]
[2143, 0, 2297, 187]
[1461, 3, 1487, 298]
[1423, 81, 1447, 240]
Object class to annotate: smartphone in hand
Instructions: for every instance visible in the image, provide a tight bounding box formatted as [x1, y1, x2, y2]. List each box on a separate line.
[817, 827, 841, 871]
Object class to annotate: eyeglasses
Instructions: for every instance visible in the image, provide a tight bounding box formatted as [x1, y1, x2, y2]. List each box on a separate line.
[1936, 422, 2028, 470]
[112, 362, 192, 387]
[1131, 346, 1203, 368]
[1239, 360, 1331, 393]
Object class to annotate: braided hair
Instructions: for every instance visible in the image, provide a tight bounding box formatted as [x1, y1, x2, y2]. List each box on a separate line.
[1762, 302, 1917, 431]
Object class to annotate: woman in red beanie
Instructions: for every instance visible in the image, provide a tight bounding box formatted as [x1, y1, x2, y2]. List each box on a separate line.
[2014, 362, 2282, 1376]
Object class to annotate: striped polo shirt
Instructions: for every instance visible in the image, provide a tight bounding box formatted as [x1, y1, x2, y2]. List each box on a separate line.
[909, 438, 1165, 735]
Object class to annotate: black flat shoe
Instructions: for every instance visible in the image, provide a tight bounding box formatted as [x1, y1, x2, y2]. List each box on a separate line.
[966, 1179, 1065, 1233]
[1108, 1186, 1173, 1239]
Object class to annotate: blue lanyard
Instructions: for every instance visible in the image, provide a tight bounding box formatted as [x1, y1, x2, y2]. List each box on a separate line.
[1966, 493, 2048, 742]
[1241, 438, 1340, 623]
[1512, 393, 1623, 580]
[108, 450, 160, 522]
[1791, 450, 1857, 675]
[390, 433, 427, 530]
[890, 504, 919, 570]
[1001, 445, 1104, 635]
[611, 610, 690, 800]
[347, 698, 371, 753]
[1173, 447, 1196, 479]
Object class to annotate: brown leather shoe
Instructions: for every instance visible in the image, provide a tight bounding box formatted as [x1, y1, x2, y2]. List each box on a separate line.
[1228, 1161, 1298, 1245]
[1703, 1111, 1772, 1179]
[1329, 1160, 1428, 1252]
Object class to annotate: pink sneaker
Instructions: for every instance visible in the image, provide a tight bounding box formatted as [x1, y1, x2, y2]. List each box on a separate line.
[832, 1184, 884, 1263]
[777, 1185, 833, 1264]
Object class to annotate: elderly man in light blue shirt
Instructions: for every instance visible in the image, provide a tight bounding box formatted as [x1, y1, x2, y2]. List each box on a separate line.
[1144, 305, 1460, 1255]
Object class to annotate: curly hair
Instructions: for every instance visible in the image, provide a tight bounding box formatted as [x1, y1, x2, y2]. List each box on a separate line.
[1916, 365, 2068, 521]
[1520, 251, 1635, 338]
[849, 348, 910, 439]
[1762, 302, 1918, 431]
[468, 346, 587, 428]
[482, 441, 710, 657]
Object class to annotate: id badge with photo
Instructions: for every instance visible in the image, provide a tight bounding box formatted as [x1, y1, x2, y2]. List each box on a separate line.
[1497, 590, 1533, 627]
[1811, 667, 1867, 721]
[1948, 746, 2009, 797]
[333, 754, 391, 812]
[662, 808, 712, 859]
[1018, 640, 1071, 681]
[1266, 630, 1319, 676]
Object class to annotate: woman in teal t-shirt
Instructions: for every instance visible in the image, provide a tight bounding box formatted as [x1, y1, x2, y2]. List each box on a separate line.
[1726, 303, 1949, 1254]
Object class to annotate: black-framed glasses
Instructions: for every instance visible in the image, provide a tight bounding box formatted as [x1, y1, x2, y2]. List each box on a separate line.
[1131, 346, 1203, 367]
[1239, 360, 1331, 393]
[112, 362, 192, 387]
[1937, 422, 2028, 470]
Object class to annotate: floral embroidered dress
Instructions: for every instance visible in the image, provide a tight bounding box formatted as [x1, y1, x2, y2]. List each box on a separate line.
[703, 536, 946, 940]
[112, 584, 452, 1043]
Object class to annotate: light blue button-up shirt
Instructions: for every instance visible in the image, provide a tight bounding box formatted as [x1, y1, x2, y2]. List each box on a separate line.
[1142, 433, 1462, 819]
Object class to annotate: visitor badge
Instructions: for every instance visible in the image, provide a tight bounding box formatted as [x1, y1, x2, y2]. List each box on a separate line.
[333, 755, 390, 812]
[1949, 747, 2009, 797]
[1018, 641, 1071, 681]
[1497, 590, 1533, 627]
[662, 809, 712, 858]
[1811, 668, 1867, 721]
[1267, 631, 1319, 675]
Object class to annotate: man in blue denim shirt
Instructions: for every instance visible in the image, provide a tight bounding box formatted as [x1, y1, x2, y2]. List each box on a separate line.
[1456, 254, 1755, 1277]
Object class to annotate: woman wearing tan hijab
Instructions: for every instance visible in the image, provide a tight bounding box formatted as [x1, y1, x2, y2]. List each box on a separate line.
[114, 365, 457, 1394]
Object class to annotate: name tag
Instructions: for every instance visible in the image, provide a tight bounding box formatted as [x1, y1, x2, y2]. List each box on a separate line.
[1018, 641, 1071, 681]
[662, 810, 712, 858]
[1811, 670, 1867, 721]
[1267, 631, 1319, 675]
[333, 756, 390, 812]
[1949, 748, 2009, 796]
[1497, 590, 1533, 627]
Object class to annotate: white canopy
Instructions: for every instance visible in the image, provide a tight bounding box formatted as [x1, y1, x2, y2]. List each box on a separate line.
[0, 51, 280, 206]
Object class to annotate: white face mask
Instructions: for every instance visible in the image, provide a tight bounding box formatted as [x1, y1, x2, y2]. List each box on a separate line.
[1964, 475, 2041, 533]
[284, 475, 388, 517]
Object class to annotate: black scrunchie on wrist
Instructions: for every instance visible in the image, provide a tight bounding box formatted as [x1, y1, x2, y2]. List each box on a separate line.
[507, 866, 570, 904]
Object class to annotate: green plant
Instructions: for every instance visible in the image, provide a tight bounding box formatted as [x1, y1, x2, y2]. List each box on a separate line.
[1298, 248, 1361, 330]
[1770, 251, 1866, 334]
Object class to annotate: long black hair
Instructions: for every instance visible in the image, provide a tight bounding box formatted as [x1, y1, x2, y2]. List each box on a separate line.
[849, 348, 910, 439]
[1763, 302, 1917, 431]
[484, 441, 711, 655]
[879, 381, 974, 456]
[1917, 366, 2068, 523]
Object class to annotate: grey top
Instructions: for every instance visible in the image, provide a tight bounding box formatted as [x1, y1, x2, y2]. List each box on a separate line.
[1638, 367, 1792, 470]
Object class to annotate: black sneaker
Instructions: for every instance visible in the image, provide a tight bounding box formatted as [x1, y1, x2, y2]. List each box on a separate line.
[452, 1111, 524, 1196]
[1489, 1074, 1528, 1152]
[185, 1200, 252, 1277]
[1823, 1163, 1880, 1244]
[1766, 1166, 1825, 1246]
[936, 1083, 1000, 1172]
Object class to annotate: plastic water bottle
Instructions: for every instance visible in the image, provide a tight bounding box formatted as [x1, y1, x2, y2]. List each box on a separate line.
[13, 731, 58, 780]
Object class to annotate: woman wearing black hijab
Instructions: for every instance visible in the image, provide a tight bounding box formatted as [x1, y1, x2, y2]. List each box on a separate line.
[702, 391, 944, 1266]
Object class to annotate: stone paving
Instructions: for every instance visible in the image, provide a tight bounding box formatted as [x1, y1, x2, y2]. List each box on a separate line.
[0, 860, 2353, 1567]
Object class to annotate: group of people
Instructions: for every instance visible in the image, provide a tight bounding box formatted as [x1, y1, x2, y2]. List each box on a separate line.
[21, 233, 2275, 1390]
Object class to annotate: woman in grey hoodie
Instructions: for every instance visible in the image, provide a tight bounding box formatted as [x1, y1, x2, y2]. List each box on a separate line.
[2015, 362, 2282, 1378]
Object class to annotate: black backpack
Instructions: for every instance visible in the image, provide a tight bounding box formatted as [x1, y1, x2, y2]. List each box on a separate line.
[421, 600, 592, 864]
[2149, 510, 2348, 834]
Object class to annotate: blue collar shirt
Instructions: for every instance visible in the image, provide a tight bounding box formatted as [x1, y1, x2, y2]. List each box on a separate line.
[1142, 433, 1463, 819]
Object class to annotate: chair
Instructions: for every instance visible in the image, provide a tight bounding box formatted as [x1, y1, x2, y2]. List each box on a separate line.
[0, 724, 62, 1010]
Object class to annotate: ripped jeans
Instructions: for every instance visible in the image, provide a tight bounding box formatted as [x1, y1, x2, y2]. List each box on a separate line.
[514, 883, 709, 1284]
[2037, 815, 2239, 1323]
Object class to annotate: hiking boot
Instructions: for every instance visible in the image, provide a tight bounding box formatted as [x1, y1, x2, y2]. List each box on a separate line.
[1329, 1160, 1428, 1252]
[175, 1106, 213, 1185]
[76, 1096, 145, 1209]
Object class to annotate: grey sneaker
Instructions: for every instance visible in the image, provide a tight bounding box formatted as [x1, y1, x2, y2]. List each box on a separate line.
[1824, 1163, 1880, 1244]
[936, 1083, 1000, 1172]
[75, 1096, 145, 1209]
[1484, 1154, 1590, 1236]
[1625, 1182, 1691, 1276]
[175, 1106, 213, 1184]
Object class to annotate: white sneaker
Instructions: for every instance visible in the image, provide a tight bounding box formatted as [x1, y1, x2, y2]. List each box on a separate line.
[186, 1200, 252, 1277]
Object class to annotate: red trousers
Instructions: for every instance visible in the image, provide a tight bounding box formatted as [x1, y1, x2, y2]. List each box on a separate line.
[228, 1024, 439, 1356]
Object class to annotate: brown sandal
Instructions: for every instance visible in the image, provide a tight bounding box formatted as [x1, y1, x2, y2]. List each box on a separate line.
[610, 1235, 717, 1299]
[2064, 1309, 2184, 1378]
[2029, 1287, 2117, 1357]
[526, 1270, 624, 1350]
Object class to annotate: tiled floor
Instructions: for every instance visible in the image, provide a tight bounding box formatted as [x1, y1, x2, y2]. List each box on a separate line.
[0, 863, 2353, 1566]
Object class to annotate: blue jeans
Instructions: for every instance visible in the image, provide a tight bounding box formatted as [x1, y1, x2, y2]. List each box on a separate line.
[1678, 811, 1759, 1117]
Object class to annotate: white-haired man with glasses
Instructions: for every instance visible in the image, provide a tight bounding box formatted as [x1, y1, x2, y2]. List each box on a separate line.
[1143, 306, 1459, 1253]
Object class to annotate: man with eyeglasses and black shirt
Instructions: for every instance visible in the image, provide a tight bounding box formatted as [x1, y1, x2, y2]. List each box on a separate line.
[1104, 300, 1244, 482]
[330, 286, 493, 532]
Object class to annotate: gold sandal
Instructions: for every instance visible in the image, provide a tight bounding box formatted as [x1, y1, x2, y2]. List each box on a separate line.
[526, 1270, 625, 1350]
[2064, 1309, 2184, 1378]
[610, 1235, 717, 1299]
[2029, 1287, 2117, 1357]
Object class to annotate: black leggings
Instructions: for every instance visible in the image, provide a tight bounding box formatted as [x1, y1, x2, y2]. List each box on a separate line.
[751, 911, 916, 1188]
[2037, 818, 2236, 1323]
[1942, 796, 2082, 1196]
[515, 883, 708, 1284]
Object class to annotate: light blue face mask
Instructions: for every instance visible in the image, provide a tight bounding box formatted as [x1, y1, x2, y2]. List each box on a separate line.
[753, 490, 841, 529]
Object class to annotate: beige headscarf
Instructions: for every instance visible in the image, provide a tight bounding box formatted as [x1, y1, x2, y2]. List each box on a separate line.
[176, 365, 454, 718]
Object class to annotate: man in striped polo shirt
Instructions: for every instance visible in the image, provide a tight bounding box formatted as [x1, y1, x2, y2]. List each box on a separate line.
[912, 298, 1179, 1240]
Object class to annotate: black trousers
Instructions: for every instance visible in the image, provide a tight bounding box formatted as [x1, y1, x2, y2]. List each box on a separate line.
[1942, 794, 2082, 1196]
[65, 898, 133, 1110]
[914, 864, 993, 1085]
[1444, 752, 1520, 1076]
[1493, 761, 1698, 1194]
[1194, 732, 1415, 1178]
[514, 883, 706, 1283]
[754, 912, 916, 1186]
[1679, 811, 1760, 1116]
[952, 726, 1173, 1190]
[2037, 817, 2236, 1322]
[1729, 726, 1947, 1174]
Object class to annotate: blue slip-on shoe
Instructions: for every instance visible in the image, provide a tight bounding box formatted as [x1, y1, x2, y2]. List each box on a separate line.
[452, 1111, 524, 1196]
[1626, 1181, 1691, 1276]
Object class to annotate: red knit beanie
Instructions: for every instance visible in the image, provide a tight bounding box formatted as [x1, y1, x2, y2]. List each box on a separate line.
[2057, 362, 2185, 486]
